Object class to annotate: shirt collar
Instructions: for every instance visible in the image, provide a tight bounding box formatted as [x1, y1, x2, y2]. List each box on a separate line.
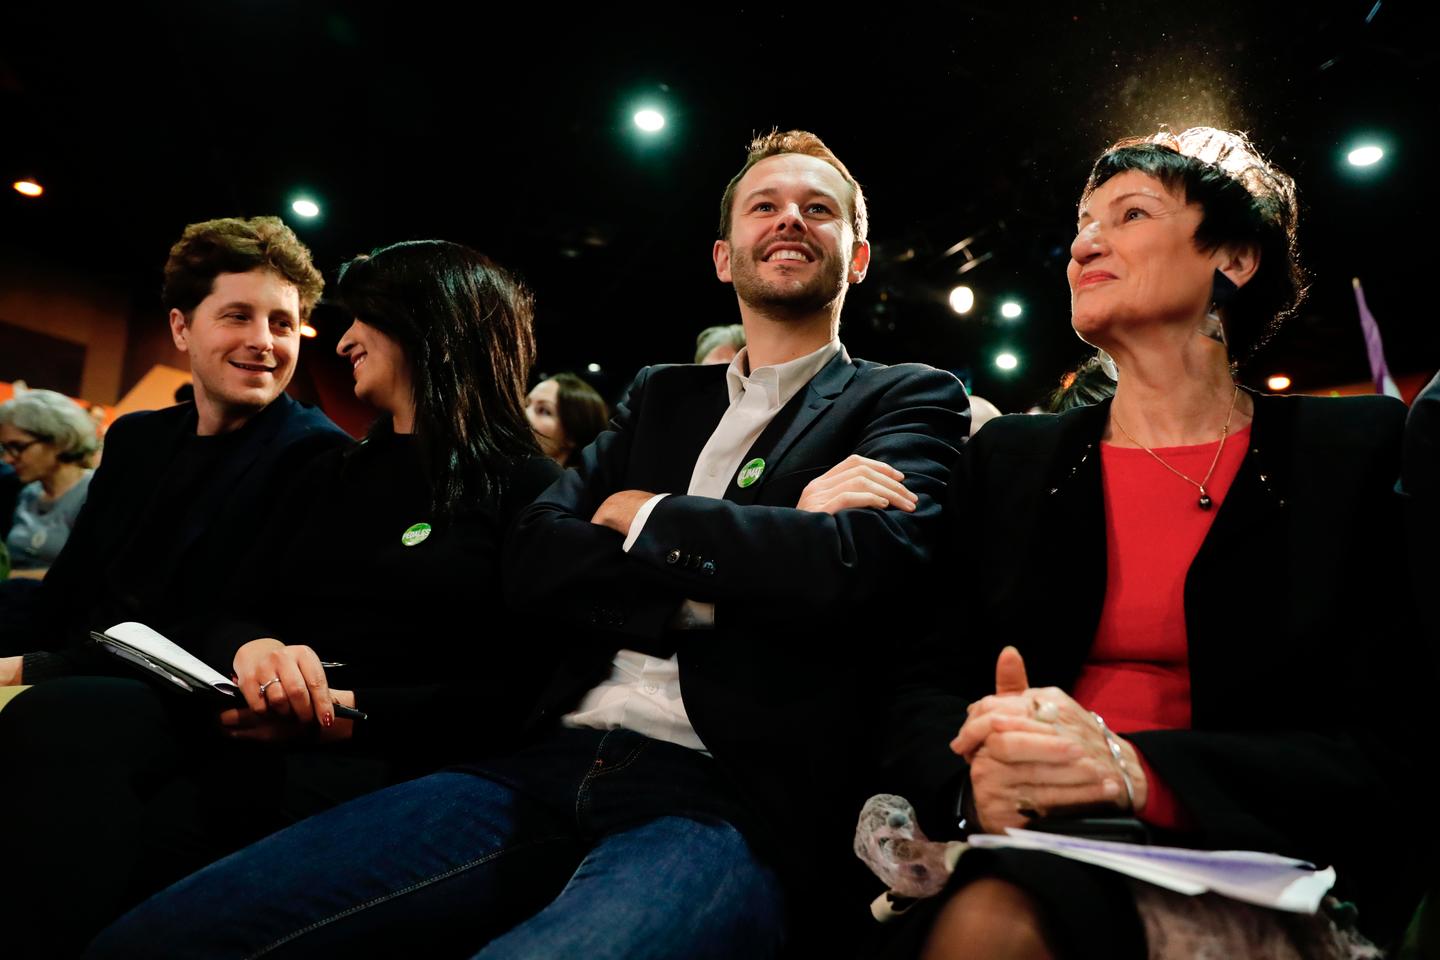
[725, 339, 842, 409]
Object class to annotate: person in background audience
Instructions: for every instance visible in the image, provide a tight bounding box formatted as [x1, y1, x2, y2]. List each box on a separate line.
[878, 128, 1428, 959]
[525, 371, 608, 467]
[0, 389, 100, 578]
[1045, 354, 1118, 413]
[695, 322, 747, 364]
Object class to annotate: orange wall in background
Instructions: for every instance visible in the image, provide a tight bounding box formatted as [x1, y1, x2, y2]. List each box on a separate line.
[0, 262, 131, 404]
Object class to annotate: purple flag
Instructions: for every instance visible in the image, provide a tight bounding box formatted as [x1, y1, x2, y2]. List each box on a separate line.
[1353, 277, 1401, 398]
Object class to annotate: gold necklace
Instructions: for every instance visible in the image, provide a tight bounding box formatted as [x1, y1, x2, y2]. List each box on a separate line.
[1110, 385, 1240, 511]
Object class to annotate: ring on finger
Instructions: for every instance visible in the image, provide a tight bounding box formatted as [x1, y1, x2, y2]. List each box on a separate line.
[259, 677, 282, 696]
[1032, 698, 1059, 723]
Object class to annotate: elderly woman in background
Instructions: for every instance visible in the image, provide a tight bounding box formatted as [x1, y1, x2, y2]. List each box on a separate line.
[525, 371, 608, 467]
[879, 129, 1427, 959]
[0, 389, 99, 577]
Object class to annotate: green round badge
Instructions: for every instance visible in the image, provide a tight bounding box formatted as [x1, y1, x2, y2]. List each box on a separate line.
[401, 522, 432, 547]
[736, 457, 766, 489]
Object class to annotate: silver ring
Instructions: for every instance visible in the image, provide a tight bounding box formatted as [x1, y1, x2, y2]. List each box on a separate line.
[1032, 699, 1059, 723]
[259, 677, 282, 696]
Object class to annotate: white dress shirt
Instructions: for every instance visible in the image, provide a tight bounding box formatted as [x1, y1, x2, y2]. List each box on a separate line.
[563, 339, 842, 751]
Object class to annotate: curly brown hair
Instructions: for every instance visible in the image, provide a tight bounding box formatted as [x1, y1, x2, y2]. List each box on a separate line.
[717, 130, 868, 245]
[163, 216, 324, 322]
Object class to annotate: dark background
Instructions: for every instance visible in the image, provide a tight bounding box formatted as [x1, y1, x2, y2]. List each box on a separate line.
[3, 1, 1434, 411]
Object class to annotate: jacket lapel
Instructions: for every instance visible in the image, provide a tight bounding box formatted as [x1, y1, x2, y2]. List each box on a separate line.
[724, 347, 859, 505]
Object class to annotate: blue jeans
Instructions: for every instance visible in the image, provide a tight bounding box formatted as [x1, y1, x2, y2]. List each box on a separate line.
[87, 728, 786, 959]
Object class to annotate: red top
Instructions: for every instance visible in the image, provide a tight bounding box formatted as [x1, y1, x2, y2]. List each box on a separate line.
[1071, 425, 1250, 829]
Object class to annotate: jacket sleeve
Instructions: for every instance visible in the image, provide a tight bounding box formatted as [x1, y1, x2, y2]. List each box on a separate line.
[627, 366, 968, 629]
[877, 435, 990, 838]
[503, 366, 704, 643]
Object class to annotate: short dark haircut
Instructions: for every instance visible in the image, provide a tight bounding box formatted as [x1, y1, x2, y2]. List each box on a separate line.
[717, 129, 868, 245]
[163, 216, 324, 322]
[1081, 128, 1306, 362]
[547, 372, 609, 467]
[335, 241, 539, 513]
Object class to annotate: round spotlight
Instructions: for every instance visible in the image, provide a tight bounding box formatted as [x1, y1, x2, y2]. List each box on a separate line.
[300, 323, 318, 339]
[13, 179, 43, 198]
[948, 285, 975, 315]
[1347, 145, 1384, 167]
[586, 362, 602, 374]
[1000, 301, 1023, 320]
[634, 109, 666, 133]
[1266, 374, 1291, 392]
[995, 352, 1019, 371]
[291, 198, 320, 218]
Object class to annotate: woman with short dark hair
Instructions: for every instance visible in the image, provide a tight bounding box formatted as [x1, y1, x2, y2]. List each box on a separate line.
[877, 129, 1423, 959]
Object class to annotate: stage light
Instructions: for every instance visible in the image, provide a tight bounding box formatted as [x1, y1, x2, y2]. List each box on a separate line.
[634, 109, 665, 133]
[1347, 145, 1383, 167]
[995, 352, 1018, 371]
[300, 323, 318, 339]
[1266, 374, 1291, 392]
[1000, 301, 1023, 320]
[292, 198, 320, 218]
[13, 179, 43, 198]
[948, 285, 975, 315]
[587, 362, 602, 373]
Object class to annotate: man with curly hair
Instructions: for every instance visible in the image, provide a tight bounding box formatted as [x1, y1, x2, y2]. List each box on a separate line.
[0, 216, 348, 682]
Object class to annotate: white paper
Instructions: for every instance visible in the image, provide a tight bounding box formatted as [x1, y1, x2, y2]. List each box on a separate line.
[966, 828, 1336, 913]
[98, 621, 239, 698]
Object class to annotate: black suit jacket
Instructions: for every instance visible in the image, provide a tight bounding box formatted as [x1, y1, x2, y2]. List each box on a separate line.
[15, 395, 348, 670]
[884, 391, 1430, 941]
[505, 347, 969, 893]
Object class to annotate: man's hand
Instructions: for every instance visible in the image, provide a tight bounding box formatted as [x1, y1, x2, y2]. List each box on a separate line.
[0, 656, 22, 686]
[590, 490, 657, 535]
[796, 455, 918, 515]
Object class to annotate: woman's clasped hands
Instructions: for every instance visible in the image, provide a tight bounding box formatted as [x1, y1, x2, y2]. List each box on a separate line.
[950, 646, 1147, 833]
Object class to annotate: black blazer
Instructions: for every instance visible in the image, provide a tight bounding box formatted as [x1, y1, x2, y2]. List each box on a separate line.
[505, 348, 969, 889]
[17, 395, 348, 666]
[884, 391, 1430, 941]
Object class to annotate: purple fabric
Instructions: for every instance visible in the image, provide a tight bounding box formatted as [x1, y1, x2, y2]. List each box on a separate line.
[1353, 277, 1401, 398]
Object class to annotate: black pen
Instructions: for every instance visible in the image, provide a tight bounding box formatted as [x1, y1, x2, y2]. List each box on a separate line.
[331, 702, 368, 721]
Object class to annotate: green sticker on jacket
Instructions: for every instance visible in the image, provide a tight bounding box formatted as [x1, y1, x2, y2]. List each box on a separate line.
[401, 522, 432, 547]
[736, 458, 766, 489]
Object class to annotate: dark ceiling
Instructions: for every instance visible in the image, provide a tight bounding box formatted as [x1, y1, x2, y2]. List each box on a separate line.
[3, 1, 1436, 411]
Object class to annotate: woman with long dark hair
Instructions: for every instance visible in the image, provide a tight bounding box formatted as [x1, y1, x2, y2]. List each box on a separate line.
[217, 239, 560, 769]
